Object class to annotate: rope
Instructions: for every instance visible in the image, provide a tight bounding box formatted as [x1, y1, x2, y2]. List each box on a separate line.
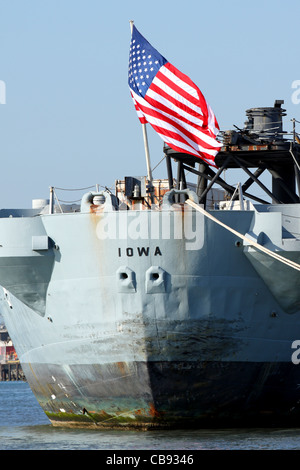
[289, 142, 300, 172]
[185, 198, 300, 272]
[56, 199, 82, 203]
[151, 154, 166, 173]
[54, 185, 96, 191]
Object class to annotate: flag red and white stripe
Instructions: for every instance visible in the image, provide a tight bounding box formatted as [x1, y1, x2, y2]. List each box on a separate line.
[130, 92, 147, 125]
[128, 26, 222, 167]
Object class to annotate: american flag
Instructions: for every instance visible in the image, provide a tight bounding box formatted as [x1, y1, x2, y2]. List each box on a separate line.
[128, 25, 222, 167]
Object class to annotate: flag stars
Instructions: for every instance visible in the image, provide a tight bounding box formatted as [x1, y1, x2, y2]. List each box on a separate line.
[129, 30, 168, 97]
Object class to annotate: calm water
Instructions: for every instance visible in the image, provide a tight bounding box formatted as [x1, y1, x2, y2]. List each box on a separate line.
[0, 381, 300, 451]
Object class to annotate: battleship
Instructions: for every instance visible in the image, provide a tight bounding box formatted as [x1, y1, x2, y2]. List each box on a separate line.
[0, 97, 300, 428]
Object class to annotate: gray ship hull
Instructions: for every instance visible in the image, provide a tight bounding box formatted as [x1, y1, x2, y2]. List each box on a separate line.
[21, 360, 300, 428]
[0, 191, 300, 428]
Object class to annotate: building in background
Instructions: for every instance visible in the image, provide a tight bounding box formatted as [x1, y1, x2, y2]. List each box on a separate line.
[0, 325, 25, 381]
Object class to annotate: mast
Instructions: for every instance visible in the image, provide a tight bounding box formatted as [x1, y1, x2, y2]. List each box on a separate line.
[129, 20, 154, 201]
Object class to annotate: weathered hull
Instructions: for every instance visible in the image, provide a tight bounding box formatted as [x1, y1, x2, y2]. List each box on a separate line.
[0, 193, 300, 428]
[21, 359, 300, 428]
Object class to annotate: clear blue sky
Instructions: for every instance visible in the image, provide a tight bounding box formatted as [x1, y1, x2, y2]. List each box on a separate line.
[0, 0, 299, 208]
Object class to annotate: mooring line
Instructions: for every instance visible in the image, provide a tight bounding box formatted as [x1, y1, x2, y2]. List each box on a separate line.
[186, 198, 300, 272]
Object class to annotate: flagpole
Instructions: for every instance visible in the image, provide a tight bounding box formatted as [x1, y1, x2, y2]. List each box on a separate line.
[129, 20, 154, 201]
